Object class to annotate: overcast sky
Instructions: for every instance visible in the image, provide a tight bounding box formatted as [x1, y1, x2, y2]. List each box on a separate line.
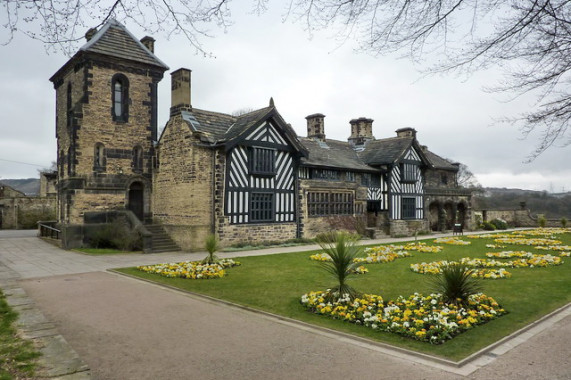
[0, 2, 569, 192]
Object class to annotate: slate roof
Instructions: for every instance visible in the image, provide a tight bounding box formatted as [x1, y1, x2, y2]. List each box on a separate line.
[80, 19, 169, 69]
[299, 138, 377, 172]
[424, 149, 459, 171]
[178, 105, 306, 156]
[357, 137, 415, 166]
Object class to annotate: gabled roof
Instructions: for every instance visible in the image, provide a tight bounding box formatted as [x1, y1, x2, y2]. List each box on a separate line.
[178, 105, 306, 155]
[299, 138, 378, 172]
[357, 137, 417, 166]
[79, 19, 169, 69]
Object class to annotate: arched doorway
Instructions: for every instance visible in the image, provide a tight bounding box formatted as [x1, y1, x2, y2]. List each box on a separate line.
[428, 202, 440, 231]
[457, 202, 467, 228]
[444, 202, 456, 230]
[128, 182, 144, 221]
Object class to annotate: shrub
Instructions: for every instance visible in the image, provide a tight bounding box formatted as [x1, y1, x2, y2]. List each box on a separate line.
[430, 263, 482, 307]
[89, 220, 141, 251]
[482, 221, 496, 231]
[537, 214, 547, 228]
[17, 207, 56, 229]
[561, 217, 568, 228]
[490, 218, 508, 230]
[317, 232, 363, 302]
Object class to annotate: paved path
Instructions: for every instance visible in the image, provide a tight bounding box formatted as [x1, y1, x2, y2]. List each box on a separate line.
[1, 230, 570, 379]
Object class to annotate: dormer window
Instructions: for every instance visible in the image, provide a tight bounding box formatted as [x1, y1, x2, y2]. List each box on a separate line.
[112, 74, 129, 122]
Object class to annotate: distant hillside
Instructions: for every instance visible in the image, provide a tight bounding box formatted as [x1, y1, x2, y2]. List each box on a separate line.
[474, 187, 571, 219]
[0, 178, 40, 196]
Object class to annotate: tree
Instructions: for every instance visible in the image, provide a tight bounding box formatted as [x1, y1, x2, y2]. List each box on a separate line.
[455, 162, 481, 189]
[3, 1, 570, 157]
[1, 0, 232, 56]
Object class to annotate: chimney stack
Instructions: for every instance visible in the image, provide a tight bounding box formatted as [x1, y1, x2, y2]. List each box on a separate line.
[170, 68, 192, 116]
[348, 117, 374, 146]
[306, 113, 326, 141]
[85, 27, 97, 41]
[395, 127, 417, 138]
[140, 36, 155, 53]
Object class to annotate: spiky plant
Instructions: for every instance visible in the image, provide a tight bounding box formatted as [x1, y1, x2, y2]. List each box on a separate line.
[430, 263, 482, 307]
[202, 234, 219, 264]
[317, 232, 362, 302]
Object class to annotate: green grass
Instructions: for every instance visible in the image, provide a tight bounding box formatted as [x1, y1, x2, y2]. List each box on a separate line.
[117, 231, 571, 361]
[0, 291, 40, 380]
[74, 248, 141, 255]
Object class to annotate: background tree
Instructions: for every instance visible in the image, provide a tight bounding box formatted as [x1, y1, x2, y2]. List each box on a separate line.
[3, 1, 570, 157]
[454, 162, 481, 189]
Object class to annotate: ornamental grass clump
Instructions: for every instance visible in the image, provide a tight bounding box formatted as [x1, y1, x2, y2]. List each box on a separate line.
[430, 263, 482, 307]
[317, 232, 363, 302]
[202, 234, 220, 265]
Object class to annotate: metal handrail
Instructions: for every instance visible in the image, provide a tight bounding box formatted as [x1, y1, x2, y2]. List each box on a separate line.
[38, 222, 61, 240]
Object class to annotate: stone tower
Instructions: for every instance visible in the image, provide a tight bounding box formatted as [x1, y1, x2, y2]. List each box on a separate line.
[49, 19, 169, 225]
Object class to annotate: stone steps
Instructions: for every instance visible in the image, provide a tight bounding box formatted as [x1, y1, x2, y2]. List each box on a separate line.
[145, 224, 180, 253]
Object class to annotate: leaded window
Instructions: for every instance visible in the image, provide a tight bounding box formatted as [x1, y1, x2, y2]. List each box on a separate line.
[250, 147, 275, 175]
[307, 191, 353, 217]
[402, 197, 416, 219]
[132, 146, 143, 172]
[94, 143, 105, 171]
[311, 169, 340, 180]
[401, 163, 417, 182]
[111, 74, 129, 122]
[251, 192, 274, 222]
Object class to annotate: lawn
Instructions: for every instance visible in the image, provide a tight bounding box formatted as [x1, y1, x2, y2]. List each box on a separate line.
[117, 229, 571, 361]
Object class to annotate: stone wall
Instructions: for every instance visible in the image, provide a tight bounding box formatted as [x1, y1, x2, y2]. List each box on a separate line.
[0, 197, 56, 229]
[480, 209, 567, 228]
[298, 177, 367, 238]
[389, 219, 429, 237]
[218, 221, 297, 246]
[152, 115, 216, 250]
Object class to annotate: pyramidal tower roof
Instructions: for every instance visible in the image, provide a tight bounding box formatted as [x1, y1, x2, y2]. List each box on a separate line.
[80, 18, 169, 70]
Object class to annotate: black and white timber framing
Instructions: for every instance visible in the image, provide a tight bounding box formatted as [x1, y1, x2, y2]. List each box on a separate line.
[389, 147, 424, 220]
[225, 121, 296, 224]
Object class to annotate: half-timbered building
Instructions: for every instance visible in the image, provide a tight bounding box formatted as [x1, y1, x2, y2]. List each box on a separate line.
[51, 19, 473, 251]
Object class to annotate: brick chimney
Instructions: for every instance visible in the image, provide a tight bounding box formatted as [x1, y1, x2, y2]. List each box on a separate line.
[85, 27, 97, 41]
[140, 36, 155, 53]
[306, 113, 326, 141]
[348, 117, 374, 146]
[395, 127, 417, 138]
[170, 68, 192, 116]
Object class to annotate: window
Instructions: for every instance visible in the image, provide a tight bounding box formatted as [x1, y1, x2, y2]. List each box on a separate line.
[111, 74, 129, 122]
[402, 197, 416, 219]
[67, 147, 74, 176]
[441, 173, 448, 185]
[132, 146, 143, 172]
[401, 163, 417, 182]
[307, 192, 353, 216]
[346, 172, 355, 182]
[361, 173, 370, 186]
[94, 143, 106, 171]
[311, 169, 340, 180]
[250, 147, 275, 175]
[371, 174, 381, 187]
[251, 193, 273, 222]
[67, 83, 73, 130]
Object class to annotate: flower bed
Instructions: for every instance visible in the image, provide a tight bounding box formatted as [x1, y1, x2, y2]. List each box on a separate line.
[411, 254, 562, 278]
[486, 251, 534, 259]
[137, 258, 241, 279]
[410, 261, 512, 278]
[300, 291, 507, 344]
[494, 237, 562, 246]
[433, 237, 471, 245]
